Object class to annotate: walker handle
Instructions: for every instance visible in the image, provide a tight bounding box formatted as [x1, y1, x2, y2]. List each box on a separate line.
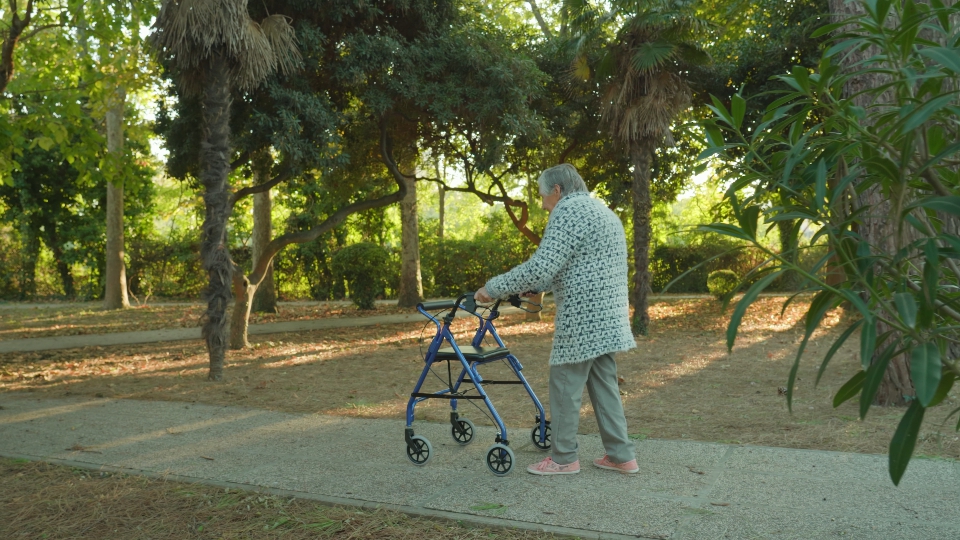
[418, 292, 477, 313]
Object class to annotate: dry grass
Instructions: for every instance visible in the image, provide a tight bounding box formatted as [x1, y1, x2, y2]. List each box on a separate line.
[0, 302, 411, 340]
[2, 297, 959, 461]
[0, 457, 564, 539]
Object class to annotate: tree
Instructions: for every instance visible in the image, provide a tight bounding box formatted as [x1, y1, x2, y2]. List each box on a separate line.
[700, 0, 960, 483]
[568, 0, 711, 335]
[151, 0, 300, 381]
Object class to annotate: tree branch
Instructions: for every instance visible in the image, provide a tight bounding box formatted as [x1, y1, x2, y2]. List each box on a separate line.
[244, 120, 408, 286]
[230, 150, 251, 172]
[20, 22, 60, 41]
[229, 167, 292, 206]
[0, 0, 34, 94]
[526, 0, 554, 40]
[558, 138, 578, 163]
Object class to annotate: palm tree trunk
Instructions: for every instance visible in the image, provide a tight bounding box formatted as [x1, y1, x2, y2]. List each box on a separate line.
[629, 139, 655, 335]
[397, 171, 422, 307]
[104, 86, 129, 309]
[199, 54, 234, 381]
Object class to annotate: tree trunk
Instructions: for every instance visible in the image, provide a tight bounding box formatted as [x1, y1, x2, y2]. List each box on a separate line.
[104, 86, 129, 310]
[397, 171, 422, 307]
[230, 271, 254, 349]
[776, 216, 802, 291]
[45, 226, 75, 298]
[199, 55, 234, 381]
[250, 165, 277, 313]
[828, 0, 913, 404]
[18, 219, 39, 300]
[438, 184, 445, 241]
[629, 139, 655, 335]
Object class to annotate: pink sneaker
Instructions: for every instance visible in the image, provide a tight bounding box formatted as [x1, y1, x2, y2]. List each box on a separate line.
[527, 457, 580, 475]
[593, 455, 639, 474]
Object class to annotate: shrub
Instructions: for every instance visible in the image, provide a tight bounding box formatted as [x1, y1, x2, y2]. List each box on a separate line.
[331, 242, 391, 309]
[706, 269, 739, 300]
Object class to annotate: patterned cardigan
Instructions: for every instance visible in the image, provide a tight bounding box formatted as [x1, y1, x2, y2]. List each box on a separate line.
[485, 191, 636, 365]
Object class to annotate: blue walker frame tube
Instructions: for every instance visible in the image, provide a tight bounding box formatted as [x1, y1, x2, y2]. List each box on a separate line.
[406, 301, 548, 444]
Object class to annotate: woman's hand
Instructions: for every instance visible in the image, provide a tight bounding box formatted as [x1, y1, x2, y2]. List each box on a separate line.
[474, 286, 494, 303]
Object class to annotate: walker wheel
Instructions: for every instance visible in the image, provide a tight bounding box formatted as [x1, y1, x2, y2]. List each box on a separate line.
[451, 417, 475, 445]
[531, 421, 552, 451]
[406, 435, 432, 466]
[485, 443, 515, 476]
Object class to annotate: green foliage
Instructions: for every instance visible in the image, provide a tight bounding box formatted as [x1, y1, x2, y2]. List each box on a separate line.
[700, 0, 960, 484]
[420, 212, 536, 298]
[331, 243, 392, 310]
[706, 269, 739, 300]
[650, 243, 764, 293]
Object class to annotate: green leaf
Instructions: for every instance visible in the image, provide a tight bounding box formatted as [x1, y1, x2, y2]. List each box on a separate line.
[814, 160, 827, 211]
[889, 401, 925, 486]
[816, 319, 864, 387]
[920, 241, 939, 328]
[726, 270, 784, 351]
[919, 47, 960, 74]
[909, 196, 960, 216]
[900, 92, 958, 133]
[834, 371, 866, 408]
[35, 136, 55, 151]
[860, 342, 899, 419]
[860, 318, 876, 370]
[893, 292, 918, 329]
[731, 94, 746, 129]
[790, 65, 811, 93]
[810, 21, 848, 38]
[929, 0, 951, 30]
[697, 223, 752, 242]
[911, 342, 942, 406]
[928, 371, 955, 407]
[737, 206, 760, 240]
[787, 291, 840, 411]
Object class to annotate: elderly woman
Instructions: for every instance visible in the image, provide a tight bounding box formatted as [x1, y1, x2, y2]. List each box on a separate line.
[475, 163, 638, 476]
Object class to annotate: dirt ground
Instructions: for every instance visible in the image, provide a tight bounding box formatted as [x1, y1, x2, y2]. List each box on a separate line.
[2, 297, 959, 460]
[0, 302, 410, 340]
[0, 457, 562, 539]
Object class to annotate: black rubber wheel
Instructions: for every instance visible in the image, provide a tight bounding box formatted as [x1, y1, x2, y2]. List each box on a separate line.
[485, 443, 515, 476]
[406, 435, 432, 466]
[451, 417, 475, 445]
[531, 421, 552, 451]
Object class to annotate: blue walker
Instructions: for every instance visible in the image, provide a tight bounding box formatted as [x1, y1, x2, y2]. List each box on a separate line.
[404, 292, 551, 475]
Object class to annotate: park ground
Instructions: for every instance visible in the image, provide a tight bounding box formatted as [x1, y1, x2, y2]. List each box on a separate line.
[2, 296, 959, 538]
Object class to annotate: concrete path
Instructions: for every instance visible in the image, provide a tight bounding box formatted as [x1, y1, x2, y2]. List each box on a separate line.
[0, 312, 431, 353]
[0, 300, 537, 354]
[2, 395, 958, 539]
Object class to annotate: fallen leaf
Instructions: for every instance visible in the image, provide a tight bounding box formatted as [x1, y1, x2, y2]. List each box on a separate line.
[200, 455, 215, 461]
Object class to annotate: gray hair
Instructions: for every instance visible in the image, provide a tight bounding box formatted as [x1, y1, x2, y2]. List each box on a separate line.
[537, 163, 588, 196]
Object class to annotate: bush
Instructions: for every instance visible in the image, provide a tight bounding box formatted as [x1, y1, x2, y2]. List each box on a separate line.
[706, 269, 739, 300]
[331, 242, 391, 309]
[650, 243, 764, 293]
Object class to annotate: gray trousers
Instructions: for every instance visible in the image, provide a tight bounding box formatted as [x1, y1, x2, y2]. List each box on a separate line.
[549, 353, 635, 465]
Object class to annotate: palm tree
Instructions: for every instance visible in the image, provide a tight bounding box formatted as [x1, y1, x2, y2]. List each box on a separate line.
[568, 0, 710, 335]
[151, 0, 300, 380]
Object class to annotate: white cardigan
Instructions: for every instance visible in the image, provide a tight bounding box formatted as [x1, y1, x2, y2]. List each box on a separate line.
[485, 192, 636, 365]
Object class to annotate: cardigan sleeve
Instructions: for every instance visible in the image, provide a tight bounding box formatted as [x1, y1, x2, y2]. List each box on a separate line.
[484, 200, 583, 299]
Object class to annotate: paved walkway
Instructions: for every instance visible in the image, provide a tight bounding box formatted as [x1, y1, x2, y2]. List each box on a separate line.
[2, 395, 959, 539]
[3, 298, 957, 538]
[0, 301, 532, 353]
